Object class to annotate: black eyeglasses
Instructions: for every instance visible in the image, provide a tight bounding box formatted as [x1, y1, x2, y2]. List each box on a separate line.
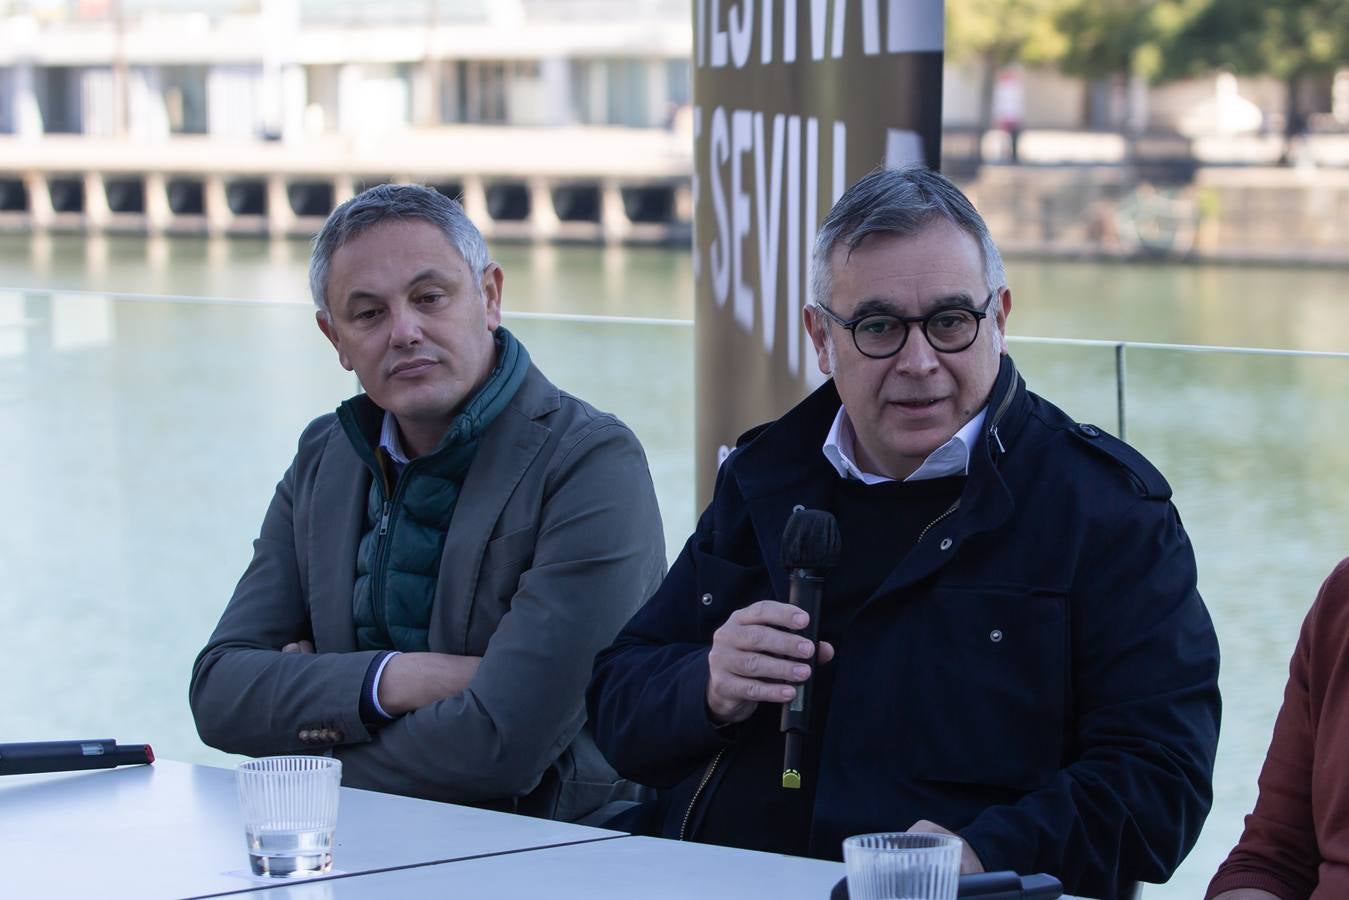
[814, 291, 996, 359]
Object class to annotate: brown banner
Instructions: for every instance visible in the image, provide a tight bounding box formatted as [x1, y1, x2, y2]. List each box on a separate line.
[692, 0, 945, 503]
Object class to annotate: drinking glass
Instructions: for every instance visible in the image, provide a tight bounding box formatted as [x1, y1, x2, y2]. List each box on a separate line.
[235, 756, 342, 877]
[842, 832, 962, 900]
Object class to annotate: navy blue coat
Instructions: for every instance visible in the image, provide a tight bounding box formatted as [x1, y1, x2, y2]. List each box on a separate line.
[588, 356, 1220, 900]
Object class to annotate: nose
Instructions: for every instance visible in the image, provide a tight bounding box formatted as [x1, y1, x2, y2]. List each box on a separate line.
[388, 302, 423, 348]
[891, 323, 939, 376]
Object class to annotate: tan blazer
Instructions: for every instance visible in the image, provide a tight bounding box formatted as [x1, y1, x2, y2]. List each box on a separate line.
[190, 364, 666, 821]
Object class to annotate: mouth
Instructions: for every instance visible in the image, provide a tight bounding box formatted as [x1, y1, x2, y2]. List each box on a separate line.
[388, 358, 437, 378]
[891, 397, 943, 410]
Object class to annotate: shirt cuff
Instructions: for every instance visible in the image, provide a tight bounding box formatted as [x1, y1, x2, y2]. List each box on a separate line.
[358, 650, 401, 725]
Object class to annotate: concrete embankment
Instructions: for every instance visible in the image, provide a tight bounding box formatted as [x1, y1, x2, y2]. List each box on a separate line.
[2, 130, 1345, 266]
[964, 164, 1349, 268]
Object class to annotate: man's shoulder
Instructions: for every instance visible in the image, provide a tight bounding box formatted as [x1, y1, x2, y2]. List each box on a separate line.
[296, 411, 343, 456]
[507, 367, 644, 459]
[1022, 392, 1172, 501]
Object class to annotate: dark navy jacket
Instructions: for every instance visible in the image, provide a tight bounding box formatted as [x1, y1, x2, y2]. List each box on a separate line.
[587, 356, 1220, 900]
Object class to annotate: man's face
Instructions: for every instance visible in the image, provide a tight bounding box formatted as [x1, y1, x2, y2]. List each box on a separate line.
[316, 219, 501, 452]
[805, 218, 1011, 480]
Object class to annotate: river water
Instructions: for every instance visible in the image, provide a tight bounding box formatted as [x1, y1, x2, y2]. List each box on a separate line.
[3, 233, 1348, 898]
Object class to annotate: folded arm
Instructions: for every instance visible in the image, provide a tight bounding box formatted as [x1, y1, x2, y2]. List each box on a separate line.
[333, 420, 666, 803]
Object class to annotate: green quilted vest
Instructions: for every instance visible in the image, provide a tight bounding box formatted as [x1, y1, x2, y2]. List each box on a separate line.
[338, 328, 530, 652]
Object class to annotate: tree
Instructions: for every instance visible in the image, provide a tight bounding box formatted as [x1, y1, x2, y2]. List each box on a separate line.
[1165, 0, 1349, 138]
[946, 0, 1070, 134]
[1054, 0, 1198, 134]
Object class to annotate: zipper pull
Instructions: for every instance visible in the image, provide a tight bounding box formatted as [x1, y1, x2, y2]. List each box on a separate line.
[378, 501, 391, 537]
[991, 426, 1006, 455]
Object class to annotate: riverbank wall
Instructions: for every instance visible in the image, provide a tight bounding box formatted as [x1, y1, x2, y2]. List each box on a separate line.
[1, 131, 1346, 266]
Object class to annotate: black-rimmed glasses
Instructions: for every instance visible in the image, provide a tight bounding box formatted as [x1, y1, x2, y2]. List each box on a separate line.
[815, 291, 996, 359]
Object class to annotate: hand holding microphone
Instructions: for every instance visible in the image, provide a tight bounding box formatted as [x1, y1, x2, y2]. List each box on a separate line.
[703, 509, 841, 738]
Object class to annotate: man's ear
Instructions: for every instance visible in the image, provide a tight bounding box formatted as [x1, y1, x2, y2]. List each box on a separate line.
[992, 287, 1012, 354]
[481, 263, 504, 331]
[803, 304, 832, 375]
[316, 310, 353, 371]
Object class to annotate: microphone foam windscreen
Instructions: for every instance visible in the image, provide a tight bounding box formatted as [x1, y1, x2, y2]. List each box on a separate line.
[781, 508, 842, 570]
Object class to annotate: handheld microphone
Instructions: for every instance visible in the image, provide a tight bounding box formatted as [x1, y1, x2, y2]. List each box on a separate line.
[0, 739, 155, 776]
[779, 508, 841, 790]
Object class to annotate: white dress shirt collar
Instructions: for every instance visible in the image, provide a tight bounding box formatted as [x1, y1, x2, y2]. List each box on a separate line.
[822, 404, 988, 484]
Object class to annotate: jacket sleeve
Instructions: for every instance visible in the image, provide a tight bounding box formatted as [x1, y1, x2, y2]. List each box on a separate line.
[587, 473, 746, 789]
[958, 496, 1222, 899]
[331, 420, 668, 804]
[188, 430, 381, 756]
[1203, 563, 1349, 899]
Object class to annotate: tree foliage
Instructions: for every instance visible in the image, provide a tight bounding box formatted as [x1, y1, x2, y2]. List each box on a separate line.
[1054, 0, 1201, 81]
[1163, 0, 1348, 82]
[945, 0, 1069, 69]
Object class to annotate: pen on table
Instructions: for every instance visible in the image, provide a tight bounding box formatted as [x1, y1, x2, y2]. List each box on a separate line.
[0, 739, 155, 776]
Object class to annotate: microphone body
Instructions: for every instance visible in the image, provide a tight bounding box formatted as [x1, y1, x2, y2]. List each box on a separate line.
[780, 567, 825, 787]
[778, 508, 841, 789]
[0, 739, 154, 776]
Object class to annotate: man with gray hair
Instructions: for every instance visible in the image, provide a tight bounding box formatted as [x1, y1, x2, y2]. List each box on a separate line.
[191, 183, 666, 821]
[588, 165, 1220, 898]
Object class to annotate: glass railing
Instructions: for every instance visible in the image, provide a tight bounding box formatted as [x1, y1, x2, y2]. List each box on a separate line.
[4, 289, 1342, 899]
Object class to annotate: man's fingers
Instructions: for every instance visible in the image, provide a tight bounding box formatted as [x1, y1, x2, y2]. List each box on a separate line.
[817, 641, 836, 664]
[907, 820, 984, 875]
[733, 648, 812, 683]
[281, 640, 315, 654]
[731, 599, 812, 631]
[712, 673, 797, 705]
[731, 623, 817, 660]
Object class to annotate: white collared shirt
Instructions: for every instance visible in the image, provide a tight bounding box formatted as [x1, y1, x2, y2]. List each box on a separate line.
[822, 405, 988, 484]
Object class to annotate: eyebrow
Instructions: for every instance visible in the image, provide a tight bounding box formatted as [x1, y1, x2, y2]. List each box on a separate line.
[850, 292, 981, 318]
[344, 268, 460, 304]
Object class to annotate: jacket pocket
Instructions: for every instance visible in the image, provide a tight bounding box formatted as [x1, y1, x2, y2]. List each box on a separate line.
[483, 524, 536, 571]
[903, 585, 1068, 793]
[689, 547, 768, 633]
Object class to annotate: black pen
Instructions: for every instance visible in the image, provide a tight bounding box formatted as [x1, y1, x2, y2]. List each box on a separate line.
[0, 739, 155, 776]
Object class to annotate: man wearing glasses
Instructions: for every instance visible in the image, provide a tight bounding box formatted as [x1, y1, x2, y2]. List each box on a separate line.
[588, 166, 1220, 900]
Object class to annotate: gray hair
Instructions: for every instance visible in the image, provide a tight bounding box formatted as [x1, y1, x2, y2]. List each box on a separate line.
[309, 183, 491, 311]
[809, 165, 1006, 312]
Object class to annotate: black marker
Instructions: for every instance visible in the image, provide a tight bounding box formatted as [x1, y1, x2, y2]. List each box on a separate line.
[0, 739, 155, 776]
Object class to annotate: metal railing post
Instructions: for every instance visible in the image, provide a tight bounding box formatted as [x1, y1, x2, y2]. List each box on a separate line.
[1115, 342, 1127, 441]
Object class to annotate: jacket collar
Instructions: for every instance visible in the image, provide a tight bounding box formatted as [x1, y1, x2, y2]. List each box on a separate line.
[310, 359, 557, 655]
[731, 355, 1026, 600]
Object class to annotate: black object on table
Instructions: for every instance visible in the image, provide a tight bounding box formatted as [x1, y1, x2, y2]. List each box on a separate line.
[830, 870, 1063, 899]
[0, 739, 155, 776]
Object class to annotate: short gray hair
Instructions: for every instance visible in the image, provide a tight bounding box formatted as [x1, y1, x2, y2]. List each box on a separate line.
[809, 165, 1006, 311]
[309, 183, 491, 311]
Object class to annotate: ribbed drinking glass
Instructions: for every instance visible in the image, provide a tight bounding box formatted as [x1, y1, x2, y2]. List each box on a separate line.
[236, 756, 342, 877]
[842, 832, 962, 900]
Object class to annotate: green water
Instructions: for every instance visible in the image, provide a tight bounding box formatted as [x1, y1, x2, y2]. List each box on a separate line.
[3, 233, 1347, 899]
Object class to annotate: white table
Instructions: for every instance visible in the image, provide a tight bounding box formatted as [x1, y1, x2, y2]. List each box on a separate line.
[0, 760, 619, 899]
[234, 835, 847, 900]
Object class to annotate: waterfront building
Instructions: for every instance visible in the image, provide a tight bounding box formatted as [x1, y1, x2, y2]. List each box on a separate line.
[1, 0, 1347, 259]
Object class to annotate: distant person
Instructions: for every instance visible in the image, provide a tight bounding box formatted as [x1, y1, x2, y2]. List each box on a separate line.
[1207, 558, 1349, 900]
[587, 165, 1220, 899]
[190, 183, 666, 821]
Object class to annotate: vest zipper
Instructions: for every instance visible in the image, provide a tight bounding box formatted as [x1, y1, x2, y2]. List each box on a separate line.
[371, 464, 412, 645]
[678, 748, 725, 841]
